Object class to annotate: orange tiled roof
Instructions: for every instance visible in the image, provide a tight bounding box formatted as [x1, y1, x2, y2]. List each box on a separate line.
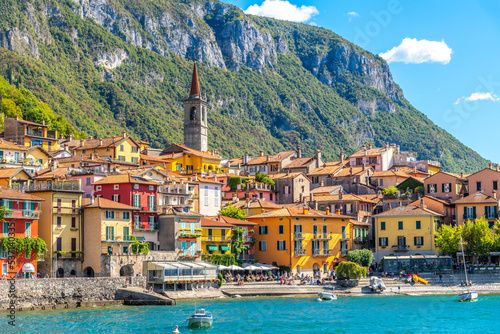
[35, 167, 69, 179]
[284, 157, 315, 169]
[248, 207, 351, 219]
[269, 172, 311, 182]
[333, 166, 372, 177]
[307, 160, 346, 176]
[349, 147, 390, 158]
[220, 215, 258, 226]
[62, 135, 136, 150]
[313, 193, 379, 204]
[452, 191, 499, 205]
[0, 186, 44, 201]
[0, 139, 27, 151]
[373, 204, 443, 217]
[93, 173, 158, 185]
[310, 185, 343, 194]
[246, 151, 295, 166]
[233, 199, 282, 210]
[200, 217, 234, 228]
[160, 144, 222, 160]
[0, 167, 31, 179]
[81, 197, 137, 210]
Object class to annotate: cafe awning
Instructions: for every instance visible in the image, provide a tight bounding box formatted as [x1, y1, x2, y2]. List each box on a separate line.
[219, 245, 230, 251]
[207, 245, 218, 251]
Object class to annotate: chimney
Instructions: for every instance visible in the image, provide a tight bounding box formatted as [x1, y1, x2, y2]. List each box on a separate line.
[496, 164, 499, 172]
[420, 198, 425, 208]
[99, 138, 103, 146]
[385, 142, 389, 150]
[368, 143, 372, 149]
[286, 169, 290, 176]
[326, 206, 330, 215]
[350, 167, 353, 175]
[489, 162, 493, 169]
[122, 130, 126, 138]
[261, 208, 266, 213]
[297, 146, 302, 158]
[42, 118, 45, 126]
[339, 190, 343, 200]
[69, 134, 73, 141]
[315, 150, 322, 168]
[460, 172, 464, 178]
[493, 190, 497, 200]
[303, 206, 309, 215]
[309, 193, 314, 203]
[340, 150, 344, 163]
[243, 153, 249, 165]
[232, 194, 239, 204]
[362, 144, 367, 152]
[319, 180, 324, 187]
[91, 196, 95, 205]
[259, 150, 264, 157]
[397, 145, 400, 154]
[80, 138, 84, 147]
[14, 115, 19, 120]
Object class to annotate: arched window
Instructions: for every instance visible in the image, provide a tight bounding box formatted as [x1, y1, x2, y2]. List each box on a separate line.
[190, 107, 196, 121]
[202, 107, 205, 123]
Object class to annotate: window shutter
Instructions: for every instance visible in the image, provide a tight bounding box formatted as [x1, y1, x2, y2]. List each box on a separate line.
[414, 237, 417, 245]
[106, 227, 109, 240]
[378, 238, 381, 246]
[472, 206, 476, 219]
[421, 237, 424, 246]
[441, 184, 444, 192]
[277, 241, 279, 250]
[427, 184, 430, 193]
[111, 226, 114, 240]
[449, 183, 452, 192]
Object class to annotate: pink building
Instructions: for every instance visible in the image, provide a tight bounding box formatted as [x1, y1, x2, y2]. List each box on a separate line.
[348, 143, 394, 172]
[68, 172, 106, 198]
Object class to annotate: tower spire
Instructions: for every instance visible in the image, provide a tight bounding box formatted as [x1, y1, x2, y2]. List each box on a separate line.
[190, 63, 200, 97]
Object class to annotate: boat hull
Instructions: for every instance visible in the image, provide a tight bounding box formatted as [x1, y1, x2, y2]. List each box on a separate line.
[318, 292, 337, 301]
[187, 317, 213, 328]
[459, 291, 478, 301]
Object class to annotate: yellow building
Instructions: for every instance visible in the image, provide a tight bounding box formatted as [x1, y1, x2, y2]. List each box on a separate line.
[61, 132, 141, 164]
[373, 202, 443, 262]
[27, 173, 83, 278]
[247, 207, 352, 275]
[452, 191, 499, 227]
[159, 144, 222, 174]
[200, 217, 233, 255]
[81, 197, 137, 277]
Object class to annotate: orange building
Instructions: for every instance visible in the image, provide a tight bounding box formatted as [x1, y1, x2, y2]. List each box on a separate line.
[1, 186, 44, 278]
[247, 207, 351, 275]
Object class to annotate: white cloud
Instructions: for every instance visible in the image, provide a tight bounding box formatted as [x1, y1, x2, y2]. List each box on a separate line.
[245, 0, 319, 23]
[379, 38, 452, 64]
[454, 92, 500, 105]
[347, 11, 358, 22]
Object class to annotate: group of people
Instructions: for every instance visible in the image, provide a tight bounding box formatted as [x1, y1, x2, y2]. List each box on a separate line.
[460, 280, 473, 287]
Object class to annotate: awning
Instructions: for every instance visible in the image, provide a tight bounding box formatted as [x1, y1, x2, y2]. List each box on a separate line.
[219, 245, 230, 251]
[207, 245, 218, 251]
[136, 237, 145, 241]
[22, 263, 35, 273]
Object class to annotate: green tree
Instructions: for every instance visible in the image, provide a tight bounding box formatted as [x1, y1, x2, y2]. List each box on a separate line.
[227, 176, 241, 191]
[230, 227, 247, 262]
[335, 261, 367, 280]
[347, 249, 374, 267]
[434, 224, 461, 255]
[462, 218, 498, 261]
[382, 186, 399, 196]
[220, 204, 247, 220]
[255, 171, 275, 186]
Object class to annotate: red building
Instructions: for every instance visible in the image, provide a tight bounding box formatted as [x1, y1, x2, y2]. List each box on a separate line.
[93, 174, 159, 250]
[1, 186, 44, 278]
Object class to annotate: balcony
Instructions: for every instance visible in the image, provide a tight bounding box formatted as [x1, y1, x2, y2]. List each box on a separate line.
[54, 251, 83, 260]
[133, 222, 157, 230]
[313, 249, 333, 257]
[313, 233, 332, 240]
[28, 181, 81, 192]
[485, 213, 498, 220]
[294, 232, 304, 240]
[245, 236, 255, 243]
[201, 235, 231, 242]
[53, 207, 80, 214]
[463, 214, 476, 220]
[5, 209, 41, 219]
[294, 248, 306, 256]
[354, 236, 368, 244]
[178, 231, 202, 240]
[341, 249, 348, 257]
[239, 254, 256, 261]
[392, 245, 409, 252]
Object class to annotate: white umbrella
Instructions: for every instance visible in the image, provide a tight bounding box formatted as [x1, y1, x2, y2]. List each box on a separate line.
[228, 264, 244, 271]
[218, 265, 230, 270]
[244, 265, 263, 271]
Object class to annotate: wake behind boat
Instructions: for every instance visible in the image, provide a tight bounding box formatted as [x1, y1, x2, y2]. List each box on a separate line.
[187, 309, 213, 328]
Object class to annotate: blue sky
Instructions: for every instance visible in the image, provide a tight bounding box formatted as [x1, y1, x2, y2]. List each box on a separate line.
[224, 0, 500, 164]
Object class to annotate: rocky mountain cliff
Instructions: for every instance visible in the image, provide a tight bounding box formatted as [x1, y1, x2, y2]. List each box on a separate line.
[0, 0, 487, 171]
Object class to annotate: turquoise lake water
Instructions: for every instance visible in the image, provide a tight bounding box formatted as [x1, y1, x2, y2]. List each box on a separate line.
[5, 295, 500, 333]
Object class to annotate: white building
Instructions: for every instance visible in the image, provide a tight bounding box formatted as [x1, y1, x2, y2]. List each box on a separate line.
[197, 178, 222, 216]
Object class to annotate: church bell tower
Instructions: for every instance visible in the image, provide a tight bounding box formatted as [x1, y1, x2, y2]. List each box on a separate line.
[183, 63, 208, 152]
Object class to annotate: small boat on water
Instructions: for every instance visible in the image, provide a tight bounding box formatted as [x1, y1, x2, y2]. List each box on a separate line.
[318, 291, 337, 301]
[187, 309, 213, 328]
[458, 235, 478, 302]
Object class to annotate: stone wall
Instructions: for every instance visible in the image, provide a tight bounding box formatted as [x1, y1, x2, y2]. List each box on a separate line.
[0, 276, 146, 311]
[100, 251, 178, 277]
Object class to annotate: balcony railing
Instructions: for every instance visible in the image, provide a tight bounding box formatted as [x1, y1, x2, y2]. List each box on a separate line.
[463, 214, 476, 220]
[294, 248, 306, 256]
[313, 233, 332, 240]
[201, 235, 231, 242]
[179, 231, 202, 239]
[53, 207, 80, 214]
[245, 236, 254, 243]
[5, 209, 41, 218]
[485, 213, 498, 219]
[313, 249, 333, 257]
[239, 254, 256, 261]
[354, 236, 368, 244]
[133, 222, 157, 230]
[392, 245, 409, 252]
[294, 232, 304, 240]
[28, 181, 81, 192]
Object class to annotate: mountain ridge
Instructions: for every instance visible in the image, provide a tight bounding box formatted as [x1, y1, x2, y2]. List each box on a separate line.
[0, 0, 488, 172]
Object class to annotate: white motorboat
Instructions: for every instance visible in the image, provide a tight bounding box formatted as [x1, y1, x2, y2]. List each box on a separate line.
[370, 277, 387, 292]
[458, 235, 478, 302]
[318, 291, 337, 301]
[187, 309, 213, 328]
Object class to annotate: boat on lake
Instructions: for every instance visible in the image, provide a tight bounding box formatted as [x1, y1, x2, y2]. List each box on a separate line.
[187, 309, 213, 328]
[458, 235, 478, 302]
[318, 291, 337, 301]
